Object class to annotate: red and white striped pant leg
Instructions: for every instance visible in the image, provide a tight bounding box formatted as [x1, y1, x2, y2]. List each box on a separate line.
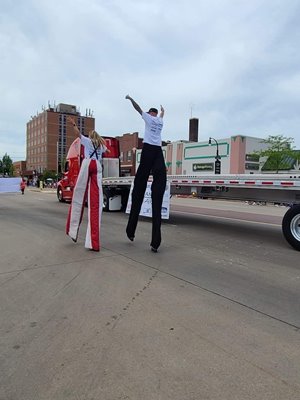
[66, 159, 90, 241]
[85, 160, 103, 251]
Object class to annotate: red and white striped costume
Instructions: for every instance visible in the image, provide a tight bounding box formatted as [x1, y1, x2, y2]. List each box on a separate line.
[66, 135, 106, 251]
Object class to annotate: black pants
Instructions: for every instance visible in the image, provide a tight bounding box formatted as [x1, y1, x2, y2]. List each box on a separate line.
[126, 143, 167, 249]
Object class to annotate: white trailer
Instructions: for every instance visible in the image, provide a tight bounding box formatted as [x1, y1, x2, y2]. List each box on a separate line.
[102, 173, 300, 251]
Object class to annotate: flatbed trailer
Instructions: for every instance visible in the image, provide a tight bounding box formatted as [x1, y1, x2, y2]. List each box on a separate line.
[102, 173, 300, 251]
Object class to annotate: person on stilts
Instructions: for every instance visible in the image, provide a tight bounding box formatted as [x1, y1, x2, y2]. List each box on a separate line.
[125, 95, 166, 253]
[66, 116, 109, 251]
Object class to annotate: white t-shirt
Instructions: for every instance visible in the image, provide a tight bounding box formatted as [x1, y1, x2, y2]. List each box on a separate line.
[80, 134, 107, 160]
[142, 112, 163, 146]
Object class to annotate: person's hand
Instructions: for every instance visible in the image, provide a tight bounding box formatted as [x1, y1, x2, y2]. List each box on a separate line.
[125, 94, 131, 100]
[160, 105, 164, 112]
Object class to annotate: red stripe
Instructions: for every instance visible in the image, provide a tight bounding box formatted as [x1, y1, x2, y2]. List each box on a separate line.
[261, 182, 273, 185]
[281, 182, 294, 186]
[89, 160, 100, 251]
[245, 181, 255, 185]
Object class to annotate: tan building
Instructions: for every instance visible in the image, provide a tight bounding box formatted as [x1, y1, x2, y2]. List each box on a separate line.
[136, 135, 268, 175]
[26, 103, 95, 174]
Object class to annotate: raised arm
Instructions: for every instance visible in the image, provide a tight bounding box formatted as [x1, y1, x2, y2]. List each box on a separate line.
[160, 104, 165, 118]
[67, 116, 81, 136]
[125, 95, 143, 115]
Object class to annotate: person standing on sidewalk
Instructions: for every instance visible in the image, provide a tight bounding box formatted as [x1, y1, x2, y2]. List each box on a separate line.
[20, 178, 26, 195]
[125, 95, 167, 252]
[66, 116, 109, 251]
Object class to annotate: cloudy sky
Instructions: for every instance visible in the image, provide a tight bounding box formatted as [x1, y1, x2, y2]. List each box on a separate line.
[1, 0, 300, 161]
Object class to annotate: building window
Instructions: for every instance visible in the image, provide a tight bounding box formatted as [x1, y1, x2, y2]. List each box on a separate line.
[127, 150, 132, 161]
[245, 154, 259, 162]
[245, 163, 260, 170]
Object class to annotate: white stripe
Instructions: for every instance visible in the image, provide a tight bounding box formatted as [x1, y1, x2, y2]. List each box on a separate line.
[85, 178, 92, 249]
[68, 159, 89, 240]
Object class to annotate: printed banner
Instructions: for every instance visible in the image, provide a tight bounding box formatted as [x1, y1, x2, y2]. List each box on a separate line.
[0, 177, 21, 193]
[126, 181, 170, 219]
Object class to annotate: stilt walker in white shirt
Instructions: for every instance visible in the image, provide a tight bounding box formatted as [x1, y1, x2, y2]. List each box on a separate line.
[66, 116, 109, 251]
[125, 95, 167, 253]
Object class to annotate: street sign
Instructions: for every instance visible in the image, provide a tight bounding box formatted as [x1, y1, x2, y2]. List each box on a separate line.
[215, 159, 221, 174]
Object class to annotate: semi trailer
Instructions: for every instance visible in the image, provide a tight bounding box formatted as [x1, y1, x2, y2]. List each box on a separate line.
[57, 138, 300, 251]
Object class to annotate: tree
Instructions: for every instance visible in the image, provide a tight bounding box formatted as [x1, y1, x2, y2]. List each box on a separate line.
[256, 135, 298, 173]
[0, 153, 13, 176]
[41, 170, 58, 181]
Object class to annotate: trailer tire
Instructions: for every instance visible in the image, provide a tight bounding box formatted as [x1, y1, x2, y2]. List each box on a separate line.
[57, 188, 64, 202]
[121, 187, 130, 211]
[282, 204, 300, 251]
[103, 190, 109, 212]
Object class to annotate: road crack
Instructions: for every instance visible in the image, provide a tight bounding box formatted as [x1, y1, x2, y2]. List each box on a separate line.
[105, 270, 158, 329]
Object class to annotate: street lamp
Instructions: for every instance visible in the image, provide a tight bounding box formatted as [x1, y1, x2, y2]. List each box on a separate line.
[209, 137, 221, 174]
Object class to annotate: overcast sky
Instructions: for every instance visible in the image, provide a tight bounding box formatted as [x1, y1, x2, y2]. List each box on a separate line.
[1, 0, 300, 161]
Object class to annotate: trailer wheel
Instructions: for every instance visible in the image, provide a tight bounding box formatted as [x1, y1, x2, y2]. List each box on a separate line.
[121, 187, 130, 211]
[282, 204, 300, 251]
[57, 188, 64, 202]
[103, 190, 109, 211]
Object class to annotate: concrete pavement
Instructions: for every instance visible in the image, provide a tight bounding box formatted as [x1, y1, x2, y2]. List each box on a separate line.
[0, 190, 299, 400]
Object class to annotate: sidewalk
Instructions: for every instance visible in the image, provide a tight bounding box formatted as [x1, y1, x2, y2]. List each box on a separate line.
[28, 187, 57, 193]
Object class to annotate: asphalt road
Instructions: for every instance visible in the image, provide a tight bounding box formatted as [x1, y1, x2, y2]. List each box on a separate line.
[0, 190, 299, 400]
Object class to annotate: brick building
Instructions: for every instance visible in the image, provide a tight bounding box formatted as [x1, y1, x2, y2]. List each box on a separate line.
[116, 132, 143, 176]
[26, 103, 95, 175]
[12, 161, 27, 177]
[115, 132, 171, 176]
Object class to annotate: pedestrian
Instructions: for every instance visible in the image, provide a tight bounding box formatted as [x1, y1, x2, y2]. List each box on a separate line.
[125, 95, 167, 252]
[66, 116, 110, 251]
[20, 178, 26, 195]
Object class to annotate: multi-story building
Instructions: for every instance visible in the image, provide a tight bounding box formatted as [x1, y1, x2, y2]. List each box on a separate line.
[135, 135, 270, 175]
[26, 103, 94, 175]
[116, 132, 143, 176]
[116, 132, 171, 176]
[12, 161, 27, 177]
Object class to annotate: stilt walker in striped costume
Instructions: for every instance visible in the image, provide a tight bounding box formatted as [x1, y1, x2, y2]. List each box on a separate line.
[125, 95, 167, 253]
[66, 116, 109, 251]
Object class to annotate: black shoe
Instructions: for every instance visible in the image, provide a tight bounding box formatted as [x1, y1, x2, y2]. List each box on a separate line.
[151, 246, 158, 253]
[126, 231, 134, 242]
[71, 237, 77, 243]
